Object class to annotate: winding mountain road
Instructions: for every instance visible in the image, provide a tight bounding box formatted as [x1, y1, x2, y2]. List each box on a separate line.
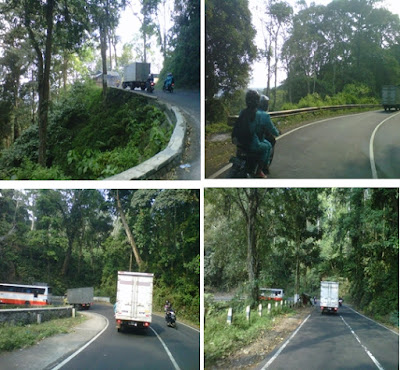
[55, 304, 199, 370]
[258, 304, 398, 370]
[213, 110, 400, 179]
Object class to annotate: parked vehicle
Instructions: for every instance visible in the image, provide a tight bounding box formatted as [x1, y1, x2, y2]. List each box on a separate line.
[115, 271, 154, 332]
[122, 62, 151, 91]
[320, 281, 339, 314]
[259, 288, 284, 301]
[382, 85, 400, 111]
[0, 283, 52, 306]
[165, 308, 176, 328]
[66, 287, 93, 310]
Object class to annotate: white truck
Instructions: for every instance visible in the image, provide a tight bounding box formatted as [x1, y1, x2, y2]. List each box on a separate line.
[320, 281, 339, 314]
[122, 62, 151, 91]
[66, 287, 93, 310]
[115, 271, 154, 331]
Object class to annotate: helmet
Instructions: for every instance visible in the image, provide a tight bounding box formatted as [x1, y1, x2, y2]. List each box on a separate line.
[259, 95, 269, 111]
[245, 90, 260, 109]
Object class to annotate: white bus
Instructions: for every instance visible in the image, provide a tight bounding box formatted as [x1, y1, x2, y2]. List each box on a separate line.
[259, 288, 284, 301]
[0, 283, 52, 306]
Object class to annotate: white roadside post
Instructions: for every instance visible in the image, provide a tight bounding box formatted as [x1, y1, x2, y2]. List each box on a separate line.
[268, 302, 271, 314]
[246, 305, 251, 322]
[258, 303, 262, 317]
[227, 307, 233, 325]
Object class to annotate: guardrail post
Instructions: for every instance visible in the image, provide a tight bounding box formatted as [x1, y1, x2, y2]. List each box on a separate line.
[246, 305, 251, 322]
[37, 314, 42, 324]
[72, 308, 76, 318]
[227, 307, 232, 325]
[268, 303, 271, 314]
[280, 300, 283, 308]
[258, 303, 262, 317]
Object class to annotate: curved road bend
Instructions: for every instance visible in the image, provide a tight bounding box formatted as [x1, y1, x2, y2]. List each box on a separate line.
[270, 110, 400, 178]
[258, 304, 398, 370]
[214, 110, 400, 179]
[154, 89, 201, 180]
[53, 304, 199, 370]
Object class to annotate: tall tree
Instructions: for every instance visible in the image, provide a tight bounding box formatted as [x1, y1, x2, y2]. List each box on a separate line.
[206, 0, 256, 121]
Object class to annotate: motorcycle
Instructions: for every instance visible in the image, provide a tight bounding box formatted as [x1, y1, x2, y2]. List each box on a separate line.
[165, 309, 176, 328]
[147, 81, 155, 93]
[229, 135, 276, 178]
[163, 82, 174, 93]
[339, 298, 343, 307]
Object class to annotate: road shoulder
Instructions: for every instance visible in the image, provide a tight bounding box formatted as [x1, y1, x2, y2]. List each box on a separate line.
[208, 305, 314, 369]
[0, 311, 107, 370]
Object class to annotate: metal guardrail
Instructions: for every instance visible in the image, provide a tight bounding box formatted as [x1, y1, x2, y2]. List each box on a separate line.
[227, 104, 381, 125]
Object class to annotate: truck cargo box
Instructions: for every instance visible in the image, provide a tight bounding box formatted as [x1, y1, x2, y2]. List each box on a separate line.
[122, 62, 151, 90]
[382, 85, 400, 111]
[115, 271, 153, 331]
[320, 281, 339, 314]
[66, 287, 93, 310]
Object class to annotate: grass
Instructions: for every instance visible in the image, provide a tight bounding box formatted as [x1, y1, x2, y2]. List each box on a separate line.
[204, 304, 294, 367]
[0, 313, 87, 353]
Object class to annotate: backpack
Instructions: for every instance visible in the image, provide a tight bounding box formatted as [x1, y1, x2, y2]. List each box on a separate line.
[232, 109, 253, 148]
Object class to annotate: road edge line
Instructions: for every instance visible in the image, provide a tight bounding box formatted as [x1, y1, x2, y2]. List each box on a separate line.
[346, 306, 399, 336]
[150, 326, 181, 370]
[340, 315, 385, 370]
[51, 313, 109, 370]
[261, 314, 311, 369]
[369, 111, 400, 179]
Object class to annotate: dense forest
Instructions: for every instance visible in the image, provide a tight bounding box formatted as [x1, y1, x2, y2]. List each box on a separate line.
[206, 0, 400, 122]
[0, 189, 200, 322]
[205, 188, 399, 324]
[0, 0, 199, 175]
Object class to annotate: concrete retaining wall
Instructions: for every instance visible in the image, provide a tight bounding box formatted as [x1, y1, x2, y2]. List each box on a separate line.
[0, 306, 73, 326]
[105, 89, 186, 180]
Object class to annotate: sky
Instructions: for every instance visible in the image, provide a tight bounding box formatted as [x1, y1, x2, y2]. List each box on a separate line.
[116, 0, 174, 74]
[249, 0, 400, 88]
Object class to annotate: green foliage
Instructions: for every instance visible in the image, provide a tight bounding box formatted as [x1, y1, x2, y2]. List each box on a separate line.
[160, 0, 200, 88]
[205, 188, 398, 322]
[0, 81, 172, 179]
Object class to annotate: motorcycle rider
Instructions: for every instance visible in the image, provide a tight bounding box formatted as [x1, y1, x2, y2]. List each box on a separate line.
[146, 73, 154, 91]
[257, 95, 280, 173]
[164, 72, 174, 90]
[164, 300, 172, 321]
[232, 90, 270, 178]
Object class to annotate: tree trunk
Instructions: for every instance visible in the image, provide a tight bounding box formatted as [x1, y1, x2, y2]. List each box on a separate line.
[116, 191, 144, 270]
[99, 22, 108, 101]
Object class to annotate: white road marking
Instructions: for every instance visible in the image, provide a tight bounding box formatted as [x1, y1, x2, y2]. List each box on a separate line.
[340, 315, 385, 370]
[51, 313, 109, 370]
[261, 314, 311, 369]
[369, 111, 400, 178]
[346, 306, 399, 336]
[150, 326, 181, 370]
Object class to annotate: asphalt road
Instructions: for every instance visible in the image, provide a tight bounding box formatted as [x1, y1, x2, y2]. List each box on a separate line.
[153, 89, 201, 180]
[258, 304, 399, 370]
[58, 304, 199, 370]
[214, 110, 400, 179]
